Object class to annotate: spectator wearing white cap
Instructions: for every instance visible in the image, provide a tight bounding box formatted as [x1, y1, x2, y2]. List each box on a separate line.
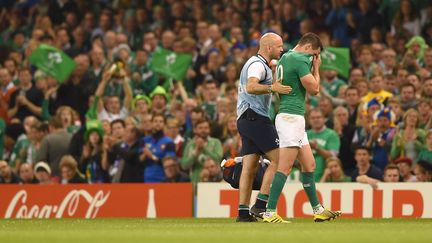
[34, 161, 53, 184]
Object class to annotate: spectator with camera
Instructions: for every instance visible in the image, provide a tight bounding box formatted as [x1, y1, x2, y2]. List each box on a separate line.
[105, 123, 143, 183]
[366, 108, 396, 171]
[94, 68, 132, 122]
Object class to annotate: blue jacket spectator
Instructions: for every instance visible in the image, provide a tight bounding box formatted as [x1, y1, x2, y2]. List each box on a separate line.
[140, 113, 176, 183]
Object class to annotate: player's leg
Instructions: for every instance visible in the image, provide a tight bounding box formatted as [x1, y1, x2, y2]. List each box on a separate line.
[266, 147, 297, 211]
[297, 142, 341, 222]
[263, 113, 301, 223]
[250, 148, 278, 218]
[237, 153, 260, 222]
[262, 147, 297, 223]
[244, 113, 280, 218]
[297, 143, 321, 210]
[236, 115, 262, 222]
[267, 113, 302, 211]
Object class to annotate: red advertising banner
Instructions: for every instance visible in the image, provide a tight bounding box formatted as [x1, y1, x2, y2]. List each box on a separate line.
[196, 183, 432, 218]
[0, 183, 193, 219]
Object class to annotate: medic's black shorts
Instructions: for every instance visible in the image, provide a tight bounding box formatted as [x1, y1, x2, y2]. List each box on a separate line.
[237, 108, 279, 156]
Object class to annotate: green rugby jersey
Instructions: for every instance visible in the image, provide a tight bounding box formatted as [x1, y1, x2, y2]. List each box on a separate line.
[322, 78, 346, 97]
[277, 50, 313, 115]
[307, 127, 341, 181]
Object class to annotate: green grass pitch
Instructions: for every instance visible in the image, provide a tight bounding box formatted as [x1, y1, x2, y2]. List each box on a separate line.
[1, 218, 431, 243]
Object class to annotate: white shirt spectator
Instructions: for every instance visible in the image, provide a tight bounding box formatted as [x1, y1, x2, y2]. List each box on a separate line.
[98, 106, 129, 122]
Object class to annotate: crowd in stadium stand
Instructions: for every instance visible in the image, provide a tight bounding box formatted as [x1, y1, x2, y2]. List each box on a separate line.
[0, 0, 431, 186]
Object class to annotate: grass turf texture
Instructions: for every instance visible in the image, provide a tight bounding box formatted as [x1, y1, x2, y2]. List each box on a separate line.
[1, 218, 431, 243]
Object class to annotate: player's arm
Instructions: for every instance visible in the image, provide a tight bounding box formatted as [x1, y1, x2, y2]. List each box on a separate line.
[246, 76, 273, 95]
[247, 77, 292, 95]
[246, 62, 291, 95]
[300, 55, 321, 95]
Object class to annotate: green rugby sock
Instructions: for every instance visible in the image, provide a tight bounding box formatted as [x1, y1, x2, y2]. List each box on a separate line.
[301, 172, 321, 209]
[266, 171, 287, 211]
[238, 204, 249, 217]
[255, 193, 268, 209]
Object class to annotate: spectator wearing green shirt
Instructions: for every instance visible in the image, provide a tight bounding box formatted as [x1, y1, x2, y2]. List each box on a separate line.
[200, 80, 220, 121]
[390, 108, 425, 163]
[379, 0, 401, 27]
[89, 45, 107, 84]
[129, 49, 159, 96]
[417, 131, 432, 163]
[321, 70, 347, 98]
[150, 86, 169, 116]
[181, 119, 223, 185]
[56, 106, 81, 134]
[9, 116, 37, 171]
[307, 109, 341, 181]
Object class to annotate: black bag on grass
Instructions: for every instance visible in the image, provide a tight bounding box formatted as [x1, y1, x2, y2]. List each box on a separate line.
[222, 161, 268, 190]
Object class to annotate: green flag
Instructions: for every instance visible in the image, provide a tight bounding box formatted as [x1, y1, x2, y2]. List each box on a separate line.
[320, 47, 350, 79]
[149, 48, 192, 81]
[29, 44, 76, 83]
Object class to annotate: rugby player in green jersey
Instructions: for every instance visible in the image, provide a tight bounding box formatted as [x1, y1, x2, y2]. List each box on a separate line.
[263, 33, 342, 223]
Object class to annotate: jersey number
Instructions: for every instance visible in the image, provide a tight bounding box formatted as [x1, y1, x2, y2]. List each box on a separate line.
[276, 64, 283, 81]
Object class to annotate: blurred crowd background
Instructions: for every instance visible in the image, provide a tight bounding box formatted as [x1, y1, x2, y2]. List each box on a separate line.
[0, 0, 431, 187]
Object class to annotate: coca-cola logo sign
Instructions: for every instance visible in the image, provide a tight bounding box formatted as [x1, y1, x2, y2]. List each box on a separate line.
[4, 189, 111, 219]
[0, 184, 193, 218]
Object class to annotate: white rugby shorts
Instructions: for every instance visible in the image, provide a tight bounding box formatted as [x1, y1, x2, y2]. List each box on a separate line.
[275, 113, 309, 148]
